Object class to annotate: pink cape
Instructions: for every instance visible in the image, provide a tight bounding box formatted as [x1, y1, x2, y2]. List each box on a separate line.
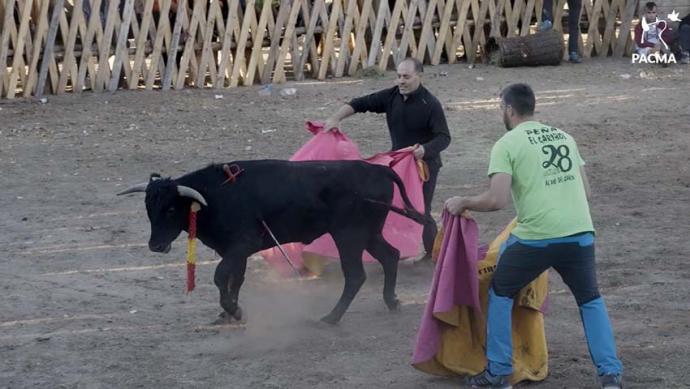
[412, 211, 481, 365]
[261, 121, 426, 276]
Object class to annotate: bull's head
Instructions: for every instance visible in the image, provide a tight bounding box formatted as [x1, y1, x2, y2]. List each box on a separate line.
[117, 174, 207, 253]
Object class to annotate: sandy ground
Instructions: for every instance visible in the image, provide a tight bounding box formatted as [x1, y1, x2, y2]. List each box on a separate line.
[1, 58, 689, 389]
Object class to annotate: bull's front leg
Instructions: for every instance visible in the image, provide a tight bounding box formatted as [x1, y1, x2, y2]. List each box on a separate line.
[213, 255, 247, 323]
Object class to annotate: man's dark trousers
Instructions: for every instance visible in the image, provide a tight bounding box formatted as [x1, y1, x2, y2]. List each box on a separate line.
[422, 163, 440, 256]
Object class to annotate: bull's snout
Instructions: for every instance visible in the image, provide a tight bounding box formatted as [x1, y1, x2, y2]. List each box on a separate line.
[149, 241, 171, 253]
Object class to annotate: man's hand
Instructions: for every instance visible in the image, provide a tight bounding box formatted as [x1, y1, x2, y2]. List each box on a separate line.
[413, 144, 425, 160]
[445, 196, 467, 215]
[324, 119, 339, 131]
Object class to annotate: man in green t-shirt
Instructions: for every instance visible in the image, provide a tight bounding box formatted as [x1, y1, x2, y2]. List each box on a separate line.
[444, 84, 623, 389]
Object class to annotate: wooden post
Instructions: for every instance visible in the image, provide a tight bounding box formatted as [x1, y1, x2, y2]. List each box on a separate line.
[614, 0, 637, 57]
[0, 0, 16, 97]
[36, 0, 65, 98]
[163, 0, 186, 90]
[108, 0, 135, 91]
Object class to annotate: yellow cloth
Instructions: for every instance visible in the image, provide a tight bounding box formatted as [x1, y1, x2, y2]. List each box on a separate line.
[413, 218, 549, 384]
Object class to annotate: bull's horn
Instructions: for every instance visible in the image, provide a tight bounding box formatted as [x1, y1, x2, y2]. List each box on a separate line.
[177, 186, 208, 206]
[117, 183, 148, 196]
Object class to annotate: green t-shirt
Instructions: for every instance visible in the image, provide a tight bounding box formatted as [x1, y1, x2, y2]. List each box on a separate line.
[488, 121, 594, 240]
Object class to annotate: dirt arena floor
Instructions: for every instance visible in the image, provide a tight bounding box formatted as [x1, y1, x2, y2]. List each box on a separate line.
[1, 58, 689, 388]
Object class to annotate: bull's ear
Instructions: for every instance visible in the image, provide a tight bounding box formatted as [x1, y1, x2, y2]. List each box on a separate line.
[149, 173, 162, 182]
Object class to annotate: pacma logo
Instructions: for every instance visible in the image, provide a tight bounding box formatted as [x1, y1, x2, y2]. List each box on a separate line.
[632, 52, 676, 63]
[633, 10, 681, 64]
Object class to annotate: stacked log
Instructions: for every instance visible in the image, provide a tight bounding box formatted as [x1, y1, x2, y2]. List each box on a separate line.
[486, 29, 564, 67]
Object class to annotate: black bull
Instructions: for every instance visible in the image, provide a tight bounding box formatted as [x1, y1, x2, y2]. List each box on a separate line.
[117, 160, 429, 324]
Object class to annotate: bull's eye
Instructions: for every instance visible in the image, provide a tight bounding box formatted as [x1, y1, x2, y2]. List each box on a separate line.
[166, 206, 176, 215]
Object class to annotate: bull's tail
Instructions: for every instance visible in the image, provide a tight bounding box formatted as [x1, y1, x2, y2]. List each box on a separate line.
[363, 198, 429, 225]
[364, 167, 432, 226]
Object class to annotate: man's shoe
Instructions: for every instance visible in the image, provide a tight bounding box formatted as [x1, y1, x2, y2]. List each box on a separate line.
[569, 51, 582, 63]
[465, 370, 512, 389]
[538, 19, 553, 32]
[599, 373, 623, 389]
[680, 51, 690, 64]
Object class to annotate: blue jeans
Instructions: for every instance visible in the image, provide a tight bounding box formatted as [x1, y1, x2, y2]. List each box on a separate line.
[486, 233, 623, 377]
[542, 0, 582, 54]
[679, 24, 690, 52]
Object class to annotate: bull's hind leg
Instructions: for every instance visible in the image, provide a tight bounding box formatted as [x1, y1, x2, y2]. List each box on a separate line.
[321, 233, 367, 324]
[367, 234, 401, 312]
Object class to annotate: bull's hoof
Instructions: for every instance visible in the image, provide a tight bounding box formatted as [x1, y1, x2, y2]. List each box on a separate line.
[319, 313, 340, 325]
[386, 298, 401, 312]
[211, 311, 234, 325]
[231, 306, 243, 321]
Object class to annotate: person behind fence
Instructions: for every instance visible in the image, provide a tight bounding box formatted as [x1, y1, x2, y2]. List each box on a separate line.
[539, 0, 583, 63]
[323, 57, 451, 261]
[674, 12, 690, 64]
[634, 2, 675, 59]
[444, 83, 623, 389]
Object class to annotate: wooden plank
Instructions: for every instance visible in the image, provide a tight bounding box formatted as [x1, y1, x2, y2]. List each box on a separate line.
[95, 0, 120, 91]
[128, 0, 155, 89]
[175, 0, 203, 89]
[108, 0, 135, 91]
[196, 0, 221, 87]
[469, 0, 490, 62]
[318, 0, 341, 79]
[295, 0, 323, 80]
[397, 0, 420, 64]
[417, 0, 438, 62]
[334, 0, 356, 77]
[145, 0, 171, 89]
[490, 0, 505, 37]
[432, 0, 456, 64]
[508, 0, 524, 37]
[378, 0, 404, 71]
[348, 0, 373, 75]
[244, 0, 272, 86]
[348, 0, 376, 68]
[71, 0, 92, 91]
[262, 0, 291, 84]
[319, 0, 339, 75]
[521, 0, 536, 36]
[0, 0, 17, 97]
[7, 0, 34, 98]
[35, 0, 64, 98]
[229, 0, 253, 87]
[299, 0, 318, 78]
[450, 0, 470, 61]
[614, 0, 637, 57]
[273, 0, 303, 83]
[75, 0, 103, 92]
[163, 0, 185, 90]
[585, 0, 603, 57]
[366, 0, 388, 67]
[600, 0, 621, 56]
[15, 1, 34, 92]
[23, 0, 50, 97]
[453, 0, 472, 59]
[58, 0, 85, 93]
[6, 0, 21, 93]
[216, 0, 241, 88]
[196, 0, 215, 86]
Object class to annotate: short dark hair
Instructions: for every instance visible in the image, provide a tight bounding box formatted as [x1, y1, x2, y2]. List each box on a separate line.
[401, 57, 423, 73]
[644, 2, 656, 11]
[500, 83, 535, 116]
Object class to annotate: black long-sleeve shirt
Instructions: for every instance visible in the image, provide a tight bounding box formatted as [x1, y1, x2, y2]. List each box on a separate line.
[348, 85, 451, 167]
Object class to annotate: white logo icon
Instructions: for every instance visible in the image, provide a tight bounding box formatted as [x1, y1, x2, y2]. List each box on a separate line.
[640, 9, 680, 50]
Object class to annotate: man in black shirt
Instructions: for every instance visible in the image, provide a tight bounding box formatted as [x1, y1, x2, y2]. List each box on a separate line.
[324, 57, 451, 259]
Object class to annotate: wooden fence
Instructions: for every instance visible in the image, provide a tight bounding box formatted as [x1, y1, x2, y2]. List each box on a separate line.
[0, 0, 637, 99]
